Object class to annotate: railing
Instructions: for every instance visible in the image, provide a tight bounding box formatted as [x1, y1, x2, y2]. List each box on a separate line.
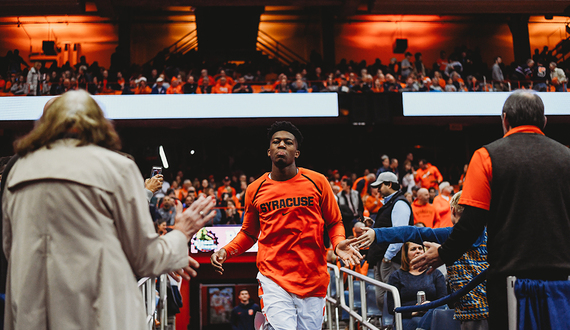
[325, 263, 403, 330]
[138, 274, 169, 330]
[143, 29, 198, 67]
[257, 30, 308, 66]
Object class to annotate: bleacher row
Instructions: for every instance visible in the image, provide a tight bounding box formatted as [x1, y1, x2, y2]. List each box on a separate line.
[1, 79, 568, 97]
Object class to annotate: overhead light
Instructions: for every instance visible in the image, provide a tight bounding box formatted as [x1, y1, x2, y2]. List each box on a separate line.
[159, 146, 169, 169]
[566, 24, 570, 35]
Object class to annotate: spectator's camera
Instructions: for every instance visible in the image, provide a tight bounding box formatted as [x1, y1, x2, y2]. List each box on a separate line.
[151, 166, 162, 177]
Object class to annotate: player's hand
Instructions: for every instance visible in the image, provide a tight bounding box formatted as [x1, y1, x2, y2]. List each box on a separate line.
[354, 227, 375, 248]
[173, 196, 217, 241]
[211, 248, 227, 275]
[145, 174, 163, 193]
[335, 238, 363, 266]
[410, 241, 443, 274]
[172, 256, 200, 281]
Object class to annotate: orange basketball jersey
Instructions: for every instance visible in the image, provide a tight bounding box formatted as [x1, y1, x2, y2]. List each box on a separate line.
[223, 168, 346, 298]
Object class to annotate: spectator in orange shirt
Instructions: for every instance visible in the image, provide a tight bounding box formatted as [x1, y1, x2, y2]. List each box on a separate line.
[415, 159, 443, 190]
[411, 188, 440, 228]
[197, 69, 214, 86]
[275, 76, 290, 93]
[196, 77, 213, 94]
[371, 77, 384, 93]
[364, 185, 383, 220]
[353, 173, 376, 198]
[212, 77, 232, 94]
[214, 69, 234, 87]
[217, 176, 236, 200]
[134, 77, 152, 94]
[177, 179, 194, 201]
[432, 182, 453, 228]
[166, 77, 182, 94]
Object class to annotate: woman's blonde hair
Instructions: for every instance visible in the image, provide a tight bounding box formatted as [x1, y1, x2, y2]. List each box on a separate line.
[14, 90, 121, 156]
[400, 241, 425, 272]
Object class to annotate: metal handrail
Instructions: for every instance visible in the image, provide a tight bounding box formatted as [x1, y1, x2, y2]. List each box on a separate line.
[258, 30, 307, 63]
[326, 263, 342, 330]
[257, 30, 308, 65]
[326, 264, 403, 330]
[138, 274, 169, 330]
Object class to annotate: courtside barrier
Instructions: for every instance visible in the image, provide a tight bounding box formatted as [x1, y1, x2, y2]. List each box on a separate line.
[138, 274, 169, 330]
[326, 263, 403, 330]
[325, 263, 342, 330]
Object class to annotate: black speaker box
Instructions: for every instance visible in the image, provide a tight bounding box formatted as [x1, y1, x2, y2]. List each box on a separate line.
[393, 39, 408, 54]
[42, 41, 57, 55]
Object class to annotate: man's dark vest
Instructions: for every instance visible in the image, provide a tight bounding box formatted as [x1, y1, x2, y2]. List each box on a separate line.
[484, 132, 570, 278]
[368, 190, 414, 266]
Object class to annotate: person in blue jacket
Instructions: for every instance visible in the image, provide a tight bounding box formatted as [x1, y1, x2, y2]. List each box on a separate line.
[230, 289, 261, 330]
[355, 191, 489, 330]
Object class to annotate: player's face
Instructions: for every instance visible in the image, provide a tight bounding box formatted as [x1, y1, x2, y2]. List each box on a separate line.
[268, 131, 299, 169]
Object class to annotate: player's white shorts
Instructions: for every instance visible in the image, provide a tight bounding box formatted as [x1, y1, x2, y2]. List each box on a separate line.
[257, 272, 325, 330]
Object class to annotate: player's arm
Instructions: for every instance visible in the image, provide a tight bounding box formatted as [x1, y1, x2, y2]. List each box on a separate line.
[412, 148, 491, 272]
[211, 185, 260, 275]
[355, 226, 452, 248]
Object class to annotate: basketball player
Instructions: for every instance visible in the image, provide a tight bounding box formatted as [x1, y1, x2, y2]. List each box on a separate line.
[211, 121, 362, 330]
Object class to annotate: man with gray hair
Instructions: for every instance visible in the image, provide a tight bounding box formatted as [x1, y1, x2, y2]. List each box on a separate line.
[412, 90, 570, 329]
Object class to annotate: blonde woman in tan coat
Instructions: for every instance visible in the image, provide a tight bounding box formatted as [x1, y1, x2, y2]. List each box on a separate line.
[2, 90, 216, 330]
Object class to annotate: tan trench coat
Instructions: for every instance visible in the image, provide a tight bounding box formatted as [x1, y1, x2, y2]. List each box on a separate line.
[2, 139, 188, 329]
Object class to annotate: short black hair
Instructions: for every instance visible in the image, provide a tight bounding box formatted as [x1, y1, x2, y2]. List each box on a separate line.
[502, 90, 545, 129]
[267, 121, 303, 149]
[341, 177, 353, 187]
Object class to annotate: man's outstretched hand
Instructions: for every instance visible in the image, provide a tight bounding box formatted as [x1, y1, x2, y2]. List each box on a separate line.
[410, 241, 444, 274]
[335, 238, 363, 266]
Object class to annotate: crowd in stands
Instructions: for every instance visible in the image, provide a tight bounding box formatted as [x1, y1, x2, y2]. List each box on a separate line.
[1, 43, 568, 97]
[150, 151, 463, 238]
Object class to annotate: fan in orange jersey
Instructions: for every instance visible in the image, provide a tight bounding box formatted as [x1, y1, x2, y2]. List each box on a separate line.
[211, 121, 362, 330]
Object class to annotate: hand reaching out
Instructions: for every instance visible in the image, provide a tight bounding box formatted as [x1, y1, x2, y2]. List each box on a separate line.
[410, 241, 444, 274]
[354, 227, 376, 248]
[335, 238, 363, 266]
[173, 196, 217, 241]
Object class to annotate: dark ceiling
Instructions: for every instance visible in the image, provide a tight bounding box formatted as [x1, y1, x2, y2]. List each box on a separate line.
[1, 0, 570, 17]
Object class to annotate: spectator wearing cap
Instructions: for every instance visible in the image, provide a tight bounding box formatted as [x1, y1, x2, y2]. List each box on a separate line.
[433, 182, 454, 228]
[367, 171, 414, 313]
[134, 77, 151, 94]
[151, 77, 167, 94]
[217, 176, 236, 200]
